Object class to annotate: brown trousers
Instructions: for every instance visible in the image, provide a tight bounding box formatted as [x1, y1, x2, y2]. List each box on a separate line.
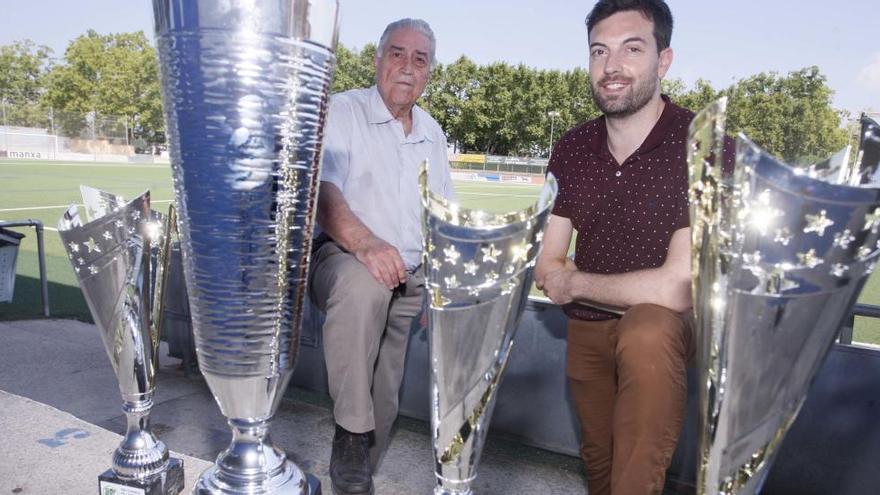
[567, 304, 694, 495]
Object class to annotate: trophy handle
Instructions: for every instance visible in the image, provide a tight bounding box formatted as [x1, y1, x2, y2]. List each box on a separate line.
[151, 203, 177, 342]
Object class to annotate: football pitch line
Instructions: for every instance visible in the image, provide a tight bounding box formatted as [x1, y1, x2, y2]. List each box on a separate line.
[456, 191, 538, 198]
[0, 199, 174, 213]
[0, 160, 168, 169]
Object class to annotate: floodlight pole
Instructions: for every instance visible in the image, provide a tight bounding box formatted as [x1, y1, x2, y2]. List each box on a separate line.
[547, 110, 560, 159]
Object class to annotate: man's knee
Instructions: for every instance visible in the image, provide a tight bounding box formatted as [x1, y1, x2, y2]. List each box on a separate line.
[315, 253, 393, 314]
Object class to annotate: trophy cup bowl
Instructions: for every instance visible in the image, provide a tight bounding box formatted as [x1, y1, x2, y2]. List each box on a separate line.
[59, 188, 183, 495]
[421, 164, 557, 495]
[689, 100, 880, 494]
[152, 0, 339, 493]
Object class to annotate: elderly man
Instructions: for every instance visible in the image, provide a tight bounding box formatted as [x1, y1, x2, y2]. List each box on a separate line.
[310, 18, 454, 495]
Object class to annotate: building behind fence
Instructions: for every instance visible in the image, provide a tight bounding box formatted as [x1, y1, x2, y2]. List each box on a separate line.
[1, 104, 554, 172]
[449, 153, 548, 184]
[0, 104, 167, 164]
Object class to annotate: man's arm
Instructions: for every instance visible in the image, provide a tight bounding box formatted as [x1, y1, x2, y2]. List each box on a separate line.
[535, 214, 576, 286]
[316, 182, 406, 289]
[536, 221, 692, 313]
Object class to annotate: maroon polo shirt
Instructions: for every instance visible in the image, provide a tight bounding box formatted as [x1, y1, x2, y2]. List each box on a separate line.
[547, 96, 694, 321]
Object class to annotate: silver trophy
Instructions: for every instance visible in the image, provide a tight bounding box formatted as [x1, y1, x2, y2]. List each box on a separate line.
[421, 164, 557, 495]
[152, 0, 339, 493]
[59, 187, 183, 495]
[689, 99, 880, 494]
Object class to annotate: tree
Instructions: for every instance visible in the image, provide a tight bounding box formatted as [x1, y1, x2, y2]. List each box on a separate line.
[663, 78, 719, 114]
[331, 43, 376, 94]
[43, 30, 164, 145]
[0, 40, 53, 127]
[724, 66, 847, 164]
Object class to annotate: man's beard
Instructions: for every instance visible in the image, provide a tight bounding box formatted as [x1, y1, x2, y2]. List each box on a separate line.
[592, 75, 658, 118]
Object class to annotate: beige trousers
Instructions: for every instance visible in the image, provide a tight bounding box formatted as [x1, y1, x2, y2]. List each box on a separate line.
[308, 240, 424, 466]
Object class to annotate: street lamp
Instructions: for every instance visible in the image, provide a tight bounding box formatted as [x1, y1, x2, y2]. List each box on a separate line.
[547, 110, 560, 158]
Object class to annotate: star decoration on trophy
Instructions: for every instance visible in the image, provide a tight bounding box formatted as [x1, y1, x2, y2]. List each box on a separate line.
[830, 263, 849, 278]
[481, 244, 500, 264]
[864, 208, 880, 233]
[444, 245, 461, 265]
[774, 227, 793, 246]
[803, 210, 834, 236]
[746, 189, 784, 236]
[833, 229, 856, 249]
[463, 260, 478, 276]
[430, 238, 537, 298]
[796, 249, 823, 269]
[510, 243, 532, 264]
[748, 264, 800, 296]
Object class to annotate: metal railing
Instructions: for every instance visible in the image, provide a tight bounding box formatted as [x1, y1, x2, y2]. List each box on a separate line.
[839, 303, 880, 345]
[0, 220, 49, 317]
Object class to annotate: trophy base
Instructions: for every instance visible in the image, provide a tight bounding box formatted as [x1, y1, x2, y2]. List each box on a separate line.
[98, 458, 184, 495]
[192, 466, 321, 494]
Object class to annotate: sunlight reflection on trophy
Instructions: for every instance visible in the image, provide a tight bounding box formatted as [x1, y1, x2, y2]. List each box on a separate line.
[689, 99, 880, 494]
[152, 0, 339, 493]
[59, 187, 182, 495]
[421, 163, 557, 495]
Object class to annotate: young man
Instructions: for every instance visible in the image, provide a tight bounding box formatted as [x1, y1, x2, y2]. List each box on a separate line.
[535, 1, 694, 494]
[310, 18, 455, 495]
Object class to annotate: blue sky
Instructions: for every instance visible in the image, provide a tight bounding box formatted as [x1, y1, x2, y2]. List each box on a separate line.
[2, 0, 878, 115]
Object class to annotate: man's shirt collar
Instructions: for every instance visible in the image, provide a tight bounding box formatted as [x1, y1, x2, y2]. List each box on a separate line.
[367, 85, 432, 143]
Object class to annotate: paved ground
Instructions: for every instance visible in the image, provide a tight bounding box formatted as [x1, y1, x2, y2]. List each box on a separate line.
[0, 318, 586, 494]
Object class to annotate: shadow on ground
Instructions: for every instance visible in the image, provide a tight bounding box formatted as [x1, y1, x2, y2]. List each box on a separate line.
[0, 275, 90, 322]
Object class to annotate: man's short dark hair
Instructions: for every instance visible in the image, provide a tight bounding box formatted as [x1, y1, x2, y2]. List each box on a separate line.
[586, 0, 673, 51]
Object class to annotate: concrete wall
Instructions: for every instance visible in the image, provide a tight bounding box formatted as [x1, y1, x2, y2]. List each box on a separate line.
[289, 297, 880, 494]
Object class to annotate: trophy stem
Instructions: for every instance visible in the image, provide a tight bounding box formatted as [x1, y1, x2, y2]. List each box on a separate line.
[112, 393, 170, 480]
[195, 418, 311, 494]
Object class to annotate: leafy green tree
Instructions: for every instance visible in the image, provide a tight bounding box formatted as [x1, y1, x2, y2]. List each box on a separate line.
[0, 40, 53, 127]
[43, 30, 164, 144]
[422, 56, 480, 152]
[724, 66, 847, 164]
[663, 78, 719, 113]
[331, 43, 377, 94]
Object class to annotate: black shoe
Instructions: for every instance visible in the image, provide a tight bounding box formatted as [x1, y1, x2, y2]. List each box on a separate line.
[330, 424, 374, 495]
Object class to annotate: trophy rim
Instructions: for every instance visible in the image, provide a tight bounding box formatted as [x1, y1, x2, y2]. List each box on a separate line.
[419, 161, 558, 229]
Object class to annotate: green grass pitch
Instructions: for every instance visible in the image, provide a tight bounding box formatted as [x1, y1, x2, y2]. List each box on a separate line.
[2, 159, 878, 346]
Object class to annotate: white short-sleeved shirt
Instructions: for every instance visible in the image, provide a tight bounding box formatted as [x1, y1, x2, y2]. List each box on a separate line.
[319, 85, 455, 269]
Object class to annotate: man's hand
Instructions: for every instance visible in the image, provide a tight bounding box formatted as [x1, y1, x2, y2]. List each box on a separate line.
[352, 235, 407, 289]
[539, 262, 578, 305]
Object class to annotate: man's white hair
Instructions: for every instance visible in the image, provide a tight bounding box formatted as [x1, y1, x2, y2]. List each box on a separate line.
[376, 18, 437, 69]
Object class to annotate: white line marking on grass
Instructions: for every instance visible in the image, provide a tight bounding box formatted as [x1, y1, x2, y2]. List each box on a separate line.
[0, 199, 173, 213]
[454, 184, 540, 190]
[0, 160, 169, 169]
[0, 205, 75, 212]
[456, 192, 538, 199]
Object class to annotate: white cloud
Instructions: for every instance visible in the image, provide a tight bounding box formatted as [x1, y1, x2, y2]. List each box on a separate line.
[857, 53, 880, 93]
